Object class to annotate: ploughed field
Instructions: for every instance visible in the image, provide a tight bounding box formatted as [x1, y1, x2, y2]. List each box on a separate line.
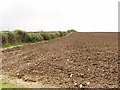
[2, 32, 119, 88]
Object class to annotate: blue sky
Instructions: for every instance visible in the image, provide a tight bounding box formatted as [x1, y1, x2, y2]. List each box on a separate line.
[0, 0, 119, 32]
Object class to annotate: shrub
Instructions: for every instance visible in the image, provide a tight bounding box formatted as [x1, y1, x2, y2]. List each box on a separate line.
[2, 32, 8, 45]
[14, 30, 30, 43]
[54, 32, 61, 37]
[38, 33, 44, 41]
[49, 33, 59, 39]
[7, 32, 16, 44]
[50, 34, 55, 39]
[40, 32, 52, 40]
[58, 31, 63, 37]
[29, 33, 44, 42]
[62, 32, 68, 36]
[69, 29, 77, 32]
[2, 32, 16, 45]
[67, 30, 71, 33]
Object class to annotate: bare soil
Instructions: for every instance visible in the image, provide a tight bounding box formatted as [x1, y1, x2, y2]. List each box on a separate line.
[2, 32, 119, 88]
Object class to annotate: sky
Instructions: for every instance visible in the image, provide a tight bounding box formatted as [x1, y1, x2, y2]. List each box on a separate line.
[0, 0, 119, 32]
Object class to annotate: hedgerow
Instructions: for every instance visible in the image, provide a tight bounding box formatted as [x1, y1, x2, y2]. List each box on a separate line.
[1, 29, 76, 46]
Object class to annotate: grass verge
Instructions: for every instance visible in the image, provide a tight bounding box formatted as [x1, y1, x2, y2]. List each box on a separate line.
[1, 80, 25, 88]
[1, 42, 37, 49]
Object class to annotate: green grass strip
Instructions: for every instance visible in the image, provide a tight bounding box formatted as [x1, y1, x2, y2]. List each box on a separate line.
[1, 80, 25, 88]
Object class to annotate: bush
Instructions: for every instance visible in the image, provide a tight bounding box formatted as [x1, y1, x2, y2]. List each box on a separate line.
[54, 32, 61, 37]
[2, 32, 8, 45]
[58, 31, 63, 37]
[49, 33, 59, 39]
[2, 32, 16, 45]
[14, 30, 30, 43]
[69, 29, 77, 32]
[7, 32, 16, 44]
[62, 32, 68, 36]
[50, 34, 55, 39]
[29, 34, 43, 42]
[67, 30, 71, 33]
[40, 32, 52, 40]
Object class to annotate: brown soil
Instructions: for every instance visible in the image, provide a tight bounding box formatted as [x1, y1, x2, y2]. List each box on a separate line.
[2, 32, 119, 88]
